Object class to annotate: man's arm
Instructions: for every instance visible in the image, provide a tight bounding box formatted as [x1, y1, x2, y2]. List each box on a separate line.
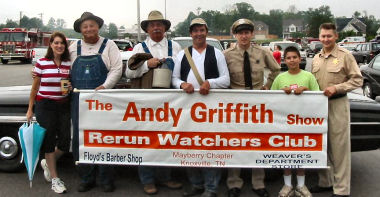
[101, 41, 122, 89]
[264, 50, 281, 89]
[172, 51, 186, 89]
[207, 49, 230, 89]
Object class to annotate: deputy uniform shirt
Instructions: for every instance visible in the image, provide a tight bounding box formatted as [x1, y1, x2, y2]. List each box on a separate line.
[33, 58, 71, 101]
[271, 70, 320, 91]
[224, 44, 280, 90]
[312, 45, 362, 93]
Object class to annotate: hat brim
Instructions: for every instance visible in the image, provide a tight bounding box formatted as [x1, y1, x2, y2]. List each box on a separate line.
[234, 24, 254, 34]
[141, 19, 171, 33]
[74, 15, 104, 33]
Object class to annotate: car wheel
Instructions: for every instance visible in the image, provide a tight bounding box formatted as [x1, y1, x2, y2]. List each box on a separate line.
[363, 82, 375, 99]
[1, 59, 9, 64]
[0, 125, 23, 172]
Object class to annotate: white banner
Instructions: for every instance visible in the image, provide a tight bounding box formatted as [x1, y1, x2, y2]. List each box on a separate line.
[78, 89, 328, 168]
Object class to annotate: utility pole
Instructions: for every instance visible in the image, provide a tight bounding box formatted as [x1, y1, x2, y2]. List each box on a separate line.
[164, 0, 167, 19]
[137, 0, 141, 42]
[38, 13, 43, 24]
[19, 11, 23, 26]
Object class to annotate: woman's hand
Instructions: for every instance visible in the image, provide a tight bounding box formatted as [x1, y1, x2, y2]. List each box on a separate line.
[26, 109, 33, 123]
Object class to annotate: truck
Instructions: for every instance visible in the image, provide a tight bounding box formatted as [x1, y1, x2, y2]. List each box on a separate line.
[0, 28, 51, 64]
[338, 36, 366, 51]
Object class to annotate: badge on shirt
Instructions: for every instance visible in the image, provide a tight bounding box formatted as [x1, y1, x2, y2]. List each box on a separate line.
[333, 58, 339, 65]
[290, 84, 299, 90]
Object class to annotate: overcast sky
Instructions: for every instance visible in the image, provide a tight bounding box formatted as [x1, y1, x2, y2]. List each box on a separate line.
[1, 0, 379, 30]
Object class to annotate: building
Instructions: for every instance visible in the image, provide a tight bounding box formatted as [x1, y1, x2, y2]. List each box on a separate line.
[282, 19, 305, 39]
[253, 21, 269, 40]
[335, 17, 366, 36]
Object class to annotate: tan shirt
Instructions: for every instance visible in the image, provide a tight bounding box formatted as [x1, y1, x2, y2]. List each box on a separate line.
[312, 45, 363, 94]
[224, 44, 280, 89]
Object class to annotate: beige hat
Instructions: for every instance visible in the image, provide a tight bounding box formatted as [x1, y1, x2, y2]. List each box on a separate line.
[141, 10, 171, 32]
[189, 18, 208, 30]
[231, 19, 254, 34]
[74, 12, 104, 33]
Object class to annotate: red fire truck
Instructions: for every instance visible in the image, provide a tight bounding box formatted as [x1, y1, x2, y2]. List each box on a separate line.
[0, 28, 51, 64]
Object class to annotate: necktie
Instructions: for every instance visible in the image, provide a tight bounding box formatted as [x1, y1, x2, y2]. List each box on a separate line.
[244, 51, 252, 89]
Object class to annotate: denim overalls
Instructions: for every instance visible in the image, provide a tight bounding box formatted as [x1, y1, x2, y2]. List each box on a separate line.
[141, 40, 174, 71]
[71, 38, 113, 185]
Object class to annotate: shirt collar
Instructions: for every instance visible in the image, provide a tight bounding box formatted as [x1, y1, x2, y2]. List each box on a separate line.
[236, 44, 252, 56]
[320, 44, 338, 58]
[147, 36, 167, 47]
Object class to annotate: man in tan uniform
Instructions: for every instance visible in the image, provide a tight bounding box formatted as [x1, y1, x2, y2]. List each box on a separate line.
[311, 23, 363, 197]
[224, 19, 280, 197]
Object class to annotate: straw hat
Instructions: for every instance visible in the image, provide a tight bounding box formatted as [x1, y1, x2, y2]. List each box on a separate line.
[73, 12, 104, 33]
[141, 10, 171, 32]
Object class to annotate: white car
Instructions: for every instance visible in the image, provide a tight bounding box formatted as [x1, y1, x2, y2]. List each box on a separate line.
[172, 37, 224, 51]
[269, 41, 307, 70]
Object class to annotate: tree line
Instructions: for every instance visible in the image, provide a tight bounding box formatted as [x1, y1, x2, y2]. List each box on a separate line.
[0, 16, 121, 39]
[173, 3, 380, 41]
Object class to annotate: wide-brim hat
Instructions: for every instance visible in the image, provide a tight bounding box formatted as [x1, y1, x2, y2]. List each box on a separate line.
[74, 12, 104, 33]
[231, 19, 254, 34]
[141, 10, 171, 32]
[189, 18, 208, 30]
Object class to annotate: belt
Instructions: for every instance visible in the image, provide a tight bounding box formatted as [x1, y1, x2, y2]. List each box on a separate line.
[329, 93, 347, 100]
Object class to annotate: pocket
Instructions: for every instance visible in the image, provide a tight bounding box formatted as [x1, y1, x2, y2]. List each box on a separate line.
[326, 65, 345, 84]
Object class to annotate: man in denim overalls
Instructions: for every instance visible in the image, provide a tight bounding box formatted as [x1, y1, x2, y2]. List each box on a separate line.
[69, 12, 122, 193]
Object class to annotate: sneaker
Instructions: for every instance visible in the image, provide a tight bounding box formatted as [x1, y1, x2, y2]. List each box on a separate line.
[41, 159, 51, 182]
[278, 185, 294, 197]
[295, 185, 312, 197]
[51, 178, 67, 194]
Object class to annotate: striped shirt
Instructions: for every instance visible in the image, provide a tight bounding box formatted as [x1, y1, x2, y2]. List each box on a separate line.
[34, 58, 71, 101]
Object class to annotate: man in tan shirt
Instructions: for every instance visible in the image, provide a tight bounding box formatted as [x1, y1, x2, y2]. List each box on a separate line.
[311, 23, 363, 197]
[224, 19, 280, 197]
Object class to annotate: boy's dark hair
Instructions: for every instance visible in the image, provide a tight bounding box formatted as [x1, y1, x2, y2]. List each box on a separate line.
[284, 46, 300, 58]
[319, 23, 337, 34]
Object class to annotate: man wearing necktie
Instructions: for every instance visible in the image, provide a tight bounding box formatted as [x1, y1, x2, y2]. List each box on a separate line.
[223, 19, 280, 197]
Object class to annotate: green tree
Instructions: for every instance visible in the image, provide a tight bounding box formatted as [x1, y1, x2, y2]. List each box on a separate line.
[108, 23, 118, 39]
[56, 19, 66, 29]
[5, 19, 18, 28]
[305, 6, 334, 37]
[47, 17, 56, 30]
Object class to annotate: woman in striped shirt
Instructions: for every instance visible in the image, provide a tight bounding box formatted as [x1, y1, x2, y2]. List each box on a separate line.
[26, 32, 71, 194]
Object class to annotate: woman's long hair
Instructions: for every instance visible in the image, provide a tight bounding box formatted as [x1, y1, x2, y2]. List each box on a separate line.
[45, 32, 70, 61]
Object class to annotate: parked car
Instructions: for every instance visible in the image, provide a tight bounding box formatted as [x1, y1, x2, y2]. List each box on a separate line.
[31, 46, 48, 65]
[360, 54, 380, 99]
[306, 41, 322, 58]
[352, 42, 380, 64]
[268, 41, 307, 70]
[113, 39, 134, 77]
[172, 37, 224, 51]
[1, 85, 380, 171]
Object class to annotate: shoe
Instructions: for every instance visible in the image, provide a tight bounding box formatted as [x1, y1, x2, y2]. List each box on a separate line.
[278, 185, 294, 197]
[228, 188, 241, 197]
[309, 185, 333, 193]
[331, 195, 349, 197]
[40, 159, 51, 182]
[77, 182, 96, 192]
[295, 185, 312, 197]
[183, 186, 205, 197]
[201, 191, 217, 197]
[252, 188, 270, 197]
[159, 180, 182, 189]
[102, 183, 115, 192]
[143, 183, 158, 195]
[51, 178, 67, 194]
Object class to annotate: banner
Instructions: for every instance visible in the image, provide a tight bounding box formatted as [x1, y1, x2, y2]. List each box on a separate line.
[78, 89, 328, 168]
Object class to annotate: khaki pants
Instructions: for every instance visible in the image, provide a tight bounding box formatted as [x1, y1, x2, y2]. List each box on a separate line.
[318, 96, 351, 195]
[226, 168, 265, 190]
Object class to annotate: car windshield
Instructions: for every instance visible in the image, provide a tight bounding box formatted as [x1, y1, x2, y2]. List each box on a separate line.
[275, 43, 300, 51]
[372, 43, 380, 50]
[114, 41, 132, 51]
[175, 39, 223, 51]
[0, 32, 26, 42]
